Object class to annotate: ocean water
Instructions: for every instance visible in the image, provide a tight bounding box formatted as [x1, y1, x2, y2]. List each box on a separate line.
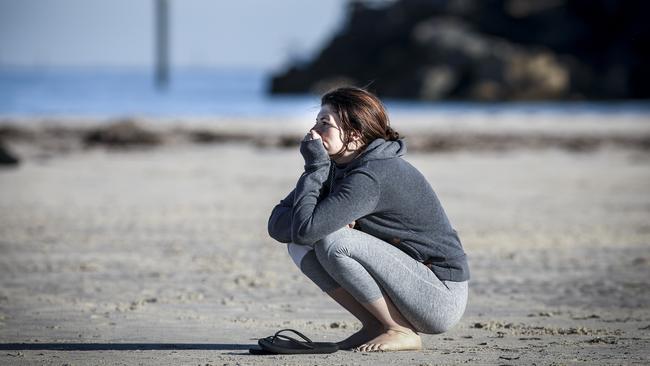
[0, 67, 319, 118]
[1, 66, 649, 119]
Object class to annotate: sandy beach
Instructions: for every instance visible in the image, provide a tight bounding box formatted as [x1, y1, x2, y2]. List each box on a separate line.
[0, 113, 649, 365]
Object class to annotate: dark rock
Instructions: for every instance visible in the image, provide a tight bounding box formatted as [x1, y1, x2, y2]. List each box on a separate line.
[0, 140, 20, 166]
[188, 130, 253, 144]
[270, 0, 650, 100]
[83, 119, 162, 148]
[277, 134, 301, 148]
[411, 18, 570, 100]
[0, 124, 35, 142]
[402, 132, 650, 153]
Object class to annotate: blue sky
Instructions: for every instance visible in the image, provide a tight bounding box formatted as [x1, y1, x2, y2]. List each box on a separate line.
[0, 0, 347, 71]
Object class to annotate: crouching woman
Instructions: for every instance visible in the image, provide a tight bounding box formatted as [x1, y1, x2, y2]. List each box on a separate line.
[267, 87, 469, 352]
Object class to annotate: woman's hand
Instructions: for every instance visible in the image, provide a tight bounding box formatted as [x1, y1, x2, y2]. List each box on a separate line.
[299, 129, 329, 167]
[303, 130, 321, 142]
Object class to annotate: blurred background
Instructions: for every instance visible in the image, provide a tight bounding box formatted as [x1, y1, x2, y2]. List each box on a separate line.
[1, 0, 649, 120]
[1, 2, 649, 364]
[0, 0, 346, 117]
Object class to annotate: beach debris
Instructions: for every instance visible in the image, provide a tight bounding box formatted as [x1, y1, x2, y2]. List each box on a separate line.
[329, 321, 347, 329]
[278, 134, 301, 147]
[232, 272, 279, 289]
[252, 134, 301, 148]
[499, 355, 520, 360]
[631, 257, 648, 266]
[471, 321, 620, 336]
[527, 311, 560, 317]
[128, 297, 158, 310]
[188, 129, 252, 144]
[406, 133, 650, 154]
[0, 124, 35, 141]
[83, 119, 161, 148]
[4, 118, 650, 162]
[586, 336, 618, 344]
[78, 262, 101, 272]
[220, 295, 235, 306]
[176, 292, 204, 302]
[571, 314, 600, 320]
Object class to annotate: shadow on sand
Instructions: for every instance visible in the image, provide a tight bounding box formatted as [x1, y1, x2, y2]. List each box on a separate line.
[0, 343, 252, 351]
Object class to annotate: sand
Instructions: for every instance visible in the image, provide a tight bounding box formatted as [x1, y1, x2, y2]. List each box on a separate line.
[0, 114, 649, 365]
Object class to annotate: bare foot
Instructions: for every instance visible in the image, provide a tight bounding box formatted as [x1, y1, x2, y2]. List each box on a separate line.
[355, 327, 422, 352]
[337, 325, 384, 350]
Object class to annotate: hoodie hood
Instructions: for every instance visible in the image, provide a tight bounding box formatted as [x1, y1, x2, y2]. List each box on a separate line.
[334, 138, 406, 175]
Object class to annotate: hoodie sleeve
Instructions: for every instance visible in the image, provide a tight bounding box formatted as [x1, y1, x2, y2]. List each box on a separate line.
[267, 189, 295, 243]
[291, 139, 380, 245]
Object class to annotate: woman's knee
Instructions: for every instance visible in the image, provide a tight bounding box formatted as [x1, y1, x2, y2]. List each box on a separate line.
[314, 227, 355, 262]
[415, 282, 468, 334]
[288, 245, 341, 293]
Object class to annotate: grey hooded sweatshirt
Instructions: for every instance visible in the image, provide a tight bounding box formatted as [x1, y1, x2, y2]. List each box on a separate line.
[268, 138, 470, 282]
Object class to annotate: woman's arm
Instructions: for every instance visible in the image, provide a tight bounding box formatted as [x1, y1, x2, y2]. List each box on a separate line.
[267, 189, 295, 243]
[291, 139, 380, 245]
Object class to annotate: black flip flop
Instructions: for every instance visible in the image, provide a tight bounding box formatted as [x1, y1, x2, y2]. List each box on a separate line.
[248, 345, 277, 355]
[257, 328, 339, 354]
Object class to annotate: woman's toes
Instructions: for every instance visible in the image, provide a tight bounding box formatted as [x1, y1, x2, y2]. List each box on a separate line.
[357, 344, 369, 352]
[354, 328, 422, 352]
[359, 344, 368, 352]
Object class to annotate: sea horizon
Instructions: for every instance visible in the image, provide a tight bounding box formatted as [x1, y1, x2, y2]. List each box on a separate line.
[1, 65, 650, 121]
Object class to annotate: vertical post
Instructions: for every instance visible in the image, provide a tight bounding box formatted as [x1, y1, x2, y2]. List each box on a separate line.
[155, 0, 169, 89]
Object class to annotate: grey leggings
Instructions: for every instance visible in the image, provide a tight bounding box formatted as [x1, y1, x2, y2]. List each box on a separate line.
[288, 227, 468, 334]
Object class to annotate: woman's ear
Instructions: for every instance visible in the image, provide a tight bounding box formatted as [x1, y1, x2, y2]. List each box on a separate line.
[347, 131, 362, 150]
[350, 130, 362, 142]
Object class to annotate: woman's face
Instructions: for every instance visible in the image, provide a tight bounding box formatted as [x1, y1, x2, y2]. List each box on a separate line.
[312, 104, 346, 156]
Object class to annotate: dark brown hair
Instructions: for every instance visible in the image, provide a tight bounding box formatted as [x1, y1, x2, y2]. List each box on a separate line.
[321, 87, 400, 157]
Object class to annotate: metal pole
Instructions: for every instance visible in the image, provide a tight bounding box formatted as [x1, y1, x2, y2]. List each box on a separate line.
[155, 0, 169, 89]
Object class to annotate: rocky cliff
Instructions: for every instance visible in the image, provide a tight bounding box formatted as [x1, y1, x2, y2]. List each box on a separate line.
[269, 0, 650, 101]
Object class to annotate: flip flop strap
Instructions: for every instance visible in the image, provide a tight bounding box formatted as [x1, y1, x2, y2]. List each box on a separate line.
[272, 328, 315, 348]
